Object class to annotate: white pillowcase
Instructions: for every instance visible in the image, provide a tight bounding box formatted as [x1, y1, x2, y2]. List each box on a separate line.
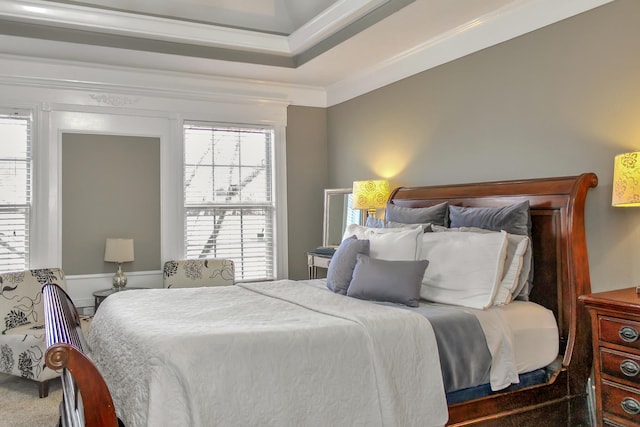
[420, 231, 509, 309]
[493, 234, 529, 305]
[343, 224, 422, 261]
[431, 225, 531, 305]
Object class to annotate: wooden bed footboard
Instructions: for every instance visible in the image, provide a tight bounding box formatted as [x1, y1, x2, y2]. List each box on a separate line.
[42, 283, 120, 427]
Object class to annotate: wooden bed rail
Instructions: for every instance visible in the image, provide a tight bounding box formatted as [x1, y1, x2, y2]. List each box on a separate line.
[42, 283, 120, 427]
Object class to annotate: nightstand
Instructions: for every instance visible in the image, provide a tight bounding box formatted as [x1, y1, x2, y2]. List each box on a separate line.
[306, 252, 333, 279]
[93, 287, 148, 312]
[580, 288, 640, 426]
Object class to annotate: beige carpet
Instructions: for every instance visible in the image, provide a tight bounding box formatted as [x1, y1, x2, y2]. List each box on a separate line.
[0, 373, 60, 427]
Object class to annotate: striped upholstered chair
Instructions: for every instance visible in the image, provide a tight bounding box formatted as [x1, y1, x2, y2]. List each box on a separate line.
[162, 258, 235, 288]
[0, 268, 67, 397]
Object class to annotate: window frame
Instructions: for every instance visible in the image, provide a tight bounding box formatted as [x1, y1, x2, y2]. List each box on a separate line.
[0, 109, 33, 273]
[182, 121, 286, 281]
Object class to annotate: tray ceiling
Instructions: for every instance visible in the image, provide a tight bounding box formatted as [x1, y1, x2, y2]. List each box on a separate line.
[45, 0, 340, 35]
[0, 0, 615, 105]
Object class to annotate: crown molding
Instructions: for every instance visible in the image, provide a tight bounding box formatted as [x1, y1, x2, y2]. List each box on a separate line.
[0, 0, 389, 56]
[326, 0, 615, 106]
[288, 0, 387, 54]
[0, 54, 327, 107]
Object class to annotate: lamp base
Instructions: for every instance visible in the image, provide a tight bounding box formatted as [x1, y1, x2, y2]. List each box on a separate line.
[112, 263, 128, 290]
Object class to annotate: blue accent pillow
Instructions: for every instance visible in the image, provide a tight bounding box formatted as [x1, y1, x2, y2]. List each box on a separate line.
[385, 202, 448, 226]
[326, 236, 369, 295]
[346, 254, 428, 307]
[448, 201, 531, 236]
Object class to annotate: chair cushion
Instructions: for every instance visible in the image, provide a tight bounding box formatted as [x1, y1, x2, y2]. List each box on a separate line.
[0, 268, 67, 381]
[163, 259, 235, 288]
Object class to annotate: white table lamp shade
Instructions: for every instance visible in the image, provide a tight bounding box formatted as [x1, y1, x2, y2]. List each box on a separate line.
[104, 238, 134, 263]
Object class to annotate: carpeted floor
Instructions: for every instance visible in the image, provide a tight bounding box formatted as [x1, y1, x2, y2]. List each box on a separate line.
[0, 373, 60, 427]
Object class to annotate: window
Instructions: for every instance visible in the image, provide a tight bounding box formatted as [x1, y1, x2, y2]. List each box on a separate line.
[0, 112, 31, 273]
[184, 122, 275, 281]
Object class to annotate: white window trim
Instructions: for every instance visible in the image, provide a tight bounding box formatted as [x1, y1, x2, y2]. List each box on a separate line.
[180, 119, 288, 280]
[0, 107, 33, 272]
[37, 108, 288, 280]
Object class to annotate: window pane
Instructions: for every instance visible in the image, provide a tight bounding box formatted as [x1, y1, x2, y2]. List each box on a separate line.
[0, 208, 29, 272]
[184, 123, 274, 280]
[185, 207, 273, 281]
[0, 160, 29, 205]
[0, 117, 28, 159]
[0, 113, 31, 273]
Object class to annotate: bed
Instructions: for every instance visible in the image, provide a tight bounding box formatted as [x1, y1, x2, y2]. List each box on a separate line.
[77, 173, 597, 427]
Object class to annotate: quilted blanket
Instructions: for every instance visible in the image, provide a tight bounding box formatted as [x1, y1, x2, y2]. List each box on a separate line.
[88, 280, 448, 427]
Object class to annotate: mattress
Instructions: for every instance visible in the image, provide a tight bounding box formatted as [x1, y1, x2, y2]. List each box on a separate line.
[309, 279, 559, 388]
[500, 300, 559, 374]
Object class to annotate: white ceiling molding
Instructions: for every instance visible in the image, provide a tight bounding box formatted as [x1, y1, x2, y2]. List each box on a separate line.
[0, 0, 288, 53]
[0, 53, 327, 107]
[326, 0, 615, 106]
[0, 0, 617, 108]
[288, 0, 387, 54]
[0, 0, 388, 56]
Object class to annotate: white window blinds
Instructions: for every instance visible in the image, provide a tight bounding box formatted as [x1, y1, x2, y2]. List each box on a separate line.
[184, 123, 275, 281]
[0, 112, 31, 273]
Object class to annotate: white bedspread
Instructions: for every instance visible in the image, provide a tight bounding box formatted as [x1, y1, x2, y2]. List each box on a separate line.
[87, 280, 448, 427]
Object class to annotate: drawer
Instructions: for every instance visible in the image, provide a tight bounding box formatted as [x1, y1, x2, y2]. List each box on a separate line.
[600, 316, 640, 349]
[602, 379, 640, 425]
[314, 257, 331, 269]
[601, 347, 640, 383]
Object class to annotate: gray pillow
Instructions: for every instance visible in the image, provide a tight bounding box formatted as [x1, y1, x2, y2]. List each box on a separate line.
[365, 216, 432, 231]
[448, 201, 531, 236]
[385, 202, 448, 226]
[326, 236, 370, 295]
[448, 201, 533, 300]
[346, 254, 428, 307]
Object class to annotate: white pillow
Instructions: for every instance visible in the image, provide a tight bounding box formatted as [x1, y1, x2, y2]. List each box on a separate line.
[431, 225, 530, 305]
[343, 223, 422, 261]
[492, 234, 529, 305]
[420, 231, 509, 309]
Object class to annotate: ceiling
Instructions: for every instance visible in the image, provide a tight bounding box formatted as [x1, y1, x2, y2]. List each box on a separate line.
[0, 0, 615, 106]
[45, 0, 342, 35]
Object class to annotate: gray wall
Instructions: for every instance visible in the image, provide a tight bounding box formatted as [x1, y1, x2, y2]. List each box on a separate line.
[325, 0, 640, 293]
[286, 106, 329, 279]
[61, 133, 161, 275]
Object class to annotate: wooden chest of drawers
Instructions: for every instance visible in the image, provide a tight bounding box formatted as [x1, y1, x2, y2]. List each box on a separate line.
[581, 288, 640, 426]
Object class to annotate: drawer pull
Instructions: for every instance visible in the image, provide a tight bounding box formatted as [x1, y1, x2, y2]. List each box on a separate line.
[621, 359, 640, 377]
[619, 326, 639, 342]
[621, 397, 640, 415]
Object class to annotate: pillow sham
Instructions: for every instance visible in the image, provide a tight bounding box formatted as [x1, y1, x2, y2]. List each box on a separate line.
[448, 201, 531, 236]
[347, 254, 428, 307]
[431, 225, 530, 305]
[420, 231, 508, 309]
[326, 235, 370, 295]
[448, 201, 533, 300]
[385, 202, 448, 226]
[343, 223, 422, 261]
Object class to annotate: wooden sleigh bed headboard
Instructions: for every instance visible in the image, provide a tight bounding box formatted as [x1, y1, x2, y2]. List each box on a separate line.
[389, 172, 598, 426]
